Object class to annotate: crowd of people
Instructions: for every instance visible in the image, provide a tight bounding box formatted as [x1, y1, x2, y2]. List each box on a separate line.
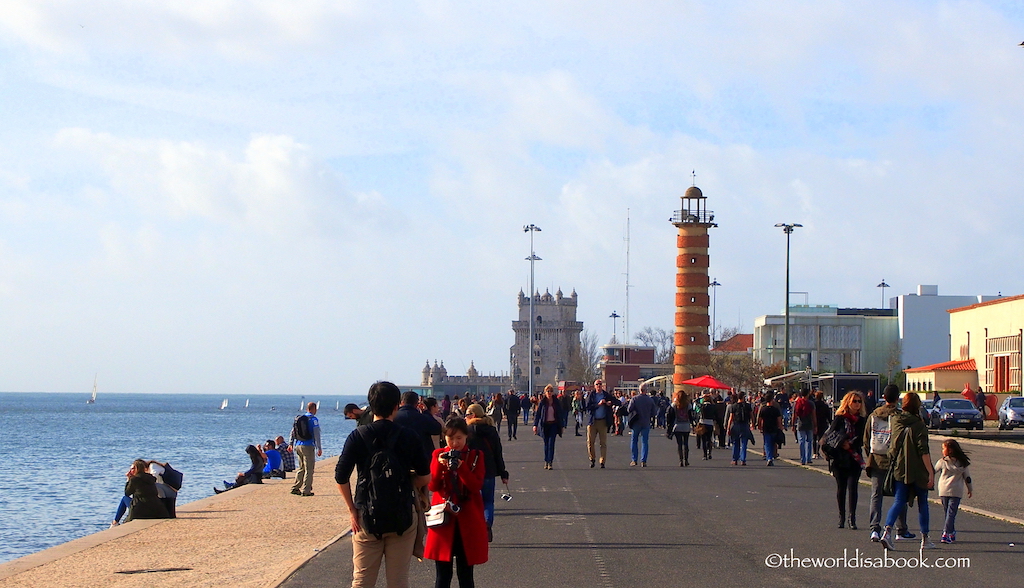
[108, 377, 979, 588]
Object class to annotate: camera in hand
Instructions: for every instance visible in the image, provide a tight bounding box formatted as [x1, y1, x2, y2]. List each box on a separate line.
[440, 449, 463, 469]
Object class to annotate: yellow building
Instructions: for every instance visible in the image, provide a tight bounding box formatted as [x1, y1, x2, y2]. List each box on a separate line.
[949, 295, 1024, 393]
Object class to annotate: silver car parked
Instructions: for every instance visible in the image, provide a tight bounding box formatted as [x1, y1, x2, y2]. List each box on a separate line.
[998, 396, 1024, 430]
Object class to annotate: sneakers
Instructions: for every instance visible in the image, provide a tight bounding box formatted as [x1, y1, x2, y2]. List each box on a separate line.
[895, 531, 917, 540]
[921, 535, 936, 549]
[302, 492, 315, 497]
[641, 462, 647, 468]
[767, 460, 774, 466]
[870, 530, 881, 542]
[880, 528, 896, 550]
[109, 521, 120, 529]
[940, 533, 952, 544]
[600, 462, 605, 469]
[290, 489, 302, 495]
[630, 461, 637, 467]
[590, 459, 595, 468]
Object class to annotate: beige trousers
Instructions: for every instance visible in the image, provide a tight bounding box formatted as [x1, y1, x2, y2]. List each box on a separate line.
[351, 521, 416, 588]
[587, 419, 609, 462]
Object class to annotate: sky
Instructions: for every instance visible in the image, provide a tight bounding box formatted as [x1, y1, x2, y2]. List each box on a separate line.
[1, 1, 1022, 394]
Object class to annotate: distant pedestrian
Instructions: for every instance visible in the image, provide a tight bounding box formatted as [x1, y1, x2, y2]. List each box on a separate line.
[394, 391, 442, 463]
[520, 392, 532, 425]
[880, 392, 935, 551]
[935, 439, 973, 544]
[291, 402, 322, 497]
[572, 390, 585, 436]
[533, 385, 564, 470]
[345, 403, 373, 427]
[813, 391, 831, 458]
[757, 395, 783, 466]
[828, 392, 866, 530]
[627, 385, 657, 467]
[442, 395, 452, 420]
[698, 393, 716, 460]
[487, 394, 504, 431]
[335, 381, 431, 588]
[792, 389, 817, 465]
[275, 435, 296, 476]
[975, 388, 987, 419]
[558, 389, 572, 429]
[726, 393, 753, 466]
[863, 384, 912, 543]
[666, 390, 695, 467]
[503, 390, 521, 440]
[585, 379, 618, 468]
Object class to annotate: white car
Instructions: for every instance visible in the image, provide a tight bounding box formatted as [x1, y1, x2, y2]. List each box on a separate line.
[998, 396, 1024, 430]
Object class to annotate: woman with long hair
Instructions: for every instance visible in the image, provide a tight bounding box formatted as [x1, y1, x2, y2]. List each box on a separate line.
[829, 392, 866, 530]
[666, 390, 695, 467]
[122, 458, 170, 522]
[425, 417, 488, 588]
[532, 384, 564, 469]
[880, 392, 936, 550]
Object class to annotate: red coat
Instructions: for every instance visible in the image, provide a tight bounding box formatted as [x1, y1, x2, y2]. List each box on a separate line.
[424, 447, 489, 566]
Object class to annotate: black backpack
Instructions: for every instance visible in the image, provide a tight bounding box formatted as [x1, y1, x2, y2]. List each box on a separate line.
[293, 414, 313, 441]
[356, 427, 414, 539]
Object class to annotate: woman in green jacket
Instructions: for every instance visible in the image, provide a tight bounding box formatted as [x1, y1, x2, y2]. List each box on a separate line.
[879, 393, 935, 550]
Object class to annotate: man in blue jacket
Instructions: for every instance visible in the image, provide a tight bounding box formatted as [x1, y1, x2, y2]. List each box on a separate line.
[585, 379, 619, 469]
[290, 402, 322, 496]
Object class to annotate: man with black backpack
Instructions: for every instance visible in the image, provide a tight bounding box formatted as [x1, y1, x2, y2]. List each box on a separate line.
[336, 381, 431, 588]
[290, 402, 322, 496]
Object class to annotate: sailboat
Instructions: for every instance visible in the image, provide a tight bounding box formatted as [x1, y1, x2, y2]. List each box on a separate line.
[245, 399, 249, 408]
[86, 375, 97, 404]
[316, 401, 321, 411]
[335, 401, 339, 411]
[220, 398, 228, 410]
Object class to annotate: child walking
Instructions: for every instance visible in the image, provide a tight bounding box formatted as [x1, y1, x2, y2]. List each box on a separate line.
[935, 439, 973, 544]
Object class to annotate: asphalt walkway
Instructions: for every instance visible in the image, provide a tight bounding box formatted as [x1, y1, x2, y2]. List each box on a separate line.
[281, 427, 1024, 588]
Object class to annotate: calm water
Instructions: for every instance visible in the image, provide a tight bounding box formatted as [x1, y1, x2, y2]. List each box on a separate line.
[0, 392, 362, 564]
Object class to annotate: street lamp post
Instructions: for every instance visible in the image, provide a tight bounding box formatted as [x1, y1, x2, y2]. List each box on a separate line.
[709, 278, 721, 346]
[524, 224, 542, 396]
[877, 280, 890, 309]
[775, 223, 802, 373]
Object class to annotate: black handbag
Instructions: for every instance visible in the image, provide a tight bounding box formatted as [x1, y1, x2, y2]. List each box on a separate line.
[820, 426, 845, 459]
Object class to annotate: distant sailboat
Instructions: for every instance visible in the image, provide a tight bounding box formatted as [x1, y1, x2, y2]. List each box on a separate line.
[86, 375, 97, 404]
[335, 401, 339, 411]
[245, 399, 249, 408]
[316, 401, 321, 411]
[220, 398, 228, 410]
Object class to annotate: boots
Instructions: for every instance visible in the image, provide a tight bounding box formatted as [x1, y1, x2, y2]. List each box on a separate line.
[684, 446, 690, 466]
[848, 515, 857, 530]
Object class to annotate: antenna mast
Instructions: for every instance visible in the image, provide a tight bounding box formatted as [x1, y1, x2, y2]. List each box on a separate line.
[624, 208, 630, 344]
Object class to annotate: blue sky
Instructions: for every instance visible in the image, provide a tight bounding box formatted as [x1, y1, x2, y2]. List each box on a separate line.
[1, 1, 1022, 394]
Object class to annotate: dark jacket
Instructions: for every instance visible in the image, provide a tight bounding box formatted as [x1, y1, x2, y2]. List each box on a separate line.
[125, 472, 170, 520]
[585, 390, 619, 428]
[828, 413, 866, 473]
[533, 396, 564, 436]
[665, 404, 695, 435]
[504, 394, 521, 418]
[393, 404, 443, 462]
[469, 422, 509, 479]
[888, 411, 931, 488]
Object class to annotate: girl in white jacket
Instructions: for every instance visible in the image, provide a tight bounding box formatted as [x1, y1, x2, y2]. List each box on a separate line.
[935, 439, 973, 544]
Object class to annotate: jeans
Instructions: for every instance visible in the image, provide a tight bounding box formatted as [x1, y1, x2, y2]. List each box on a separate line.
[886, 481, 930, 535]
[630, 425, 651, 463]
[868, 466, 908, 534]
[673, 432, 690, 463]
[782, 408, 792, 428]
[941, 496, 961, 535]
[507, 417, 518, 439]
[797, 429, 814, 464]
[731, 424, 750, 462]
[114, 494, 132, 523]
[481, 477, 496, 527]
[542, 423, 559, 463]
[523, 409, 531, 424]
[762, 432, 776, 461]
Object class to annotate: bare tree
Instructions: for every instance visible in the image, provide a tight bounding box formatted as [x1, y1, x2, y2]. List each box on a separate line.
[715, 326, 740, 347]
[567, 329, 600, 383]
[709, 353, 775, 395]
[635, 326, 674, 364]
[885, 340, 903, 381]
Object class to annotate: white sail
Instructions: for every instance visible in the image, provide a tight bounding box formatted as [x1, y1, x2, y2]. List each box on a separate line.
[87, 375, 97, 404]
[316, 401, 321, 410]
[335, 401, 339, 411]
[245, 399, 249, 408]
[220, 398, 228, 410]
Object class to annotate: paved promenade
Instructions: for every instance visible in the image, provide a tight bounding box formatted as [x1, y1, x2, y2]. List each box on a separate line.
[283, 429, 1023, 588]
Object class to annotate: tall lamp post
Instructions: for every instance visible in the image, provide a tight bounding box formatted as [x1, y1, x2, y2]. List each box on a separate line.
[610, 311, 620, 342]
[524, 224, 542, 395]
[775, 223, 802, 373]
[877, 279, 890, 309]
[709, 278, 721, 346]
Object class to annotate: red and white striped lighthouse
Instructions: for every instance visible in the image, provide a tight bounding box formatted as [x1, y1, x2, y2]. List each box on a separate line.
[670, 184, 717, 387]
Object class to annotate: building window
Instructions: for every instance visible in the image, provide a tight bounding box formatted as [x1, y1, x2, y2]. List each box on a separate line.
[690, 336, 696, 342]
[536, 316, 542, 324]
[690, 257, 697, 264]
[534, 367, 541, 375]
[690, 297, 696, 303]
[535, 333, 541, 341]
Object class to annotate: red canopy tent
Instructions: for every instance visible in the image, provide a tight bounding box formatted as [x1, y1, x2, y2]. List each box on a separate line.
[679, 375, 732, 390]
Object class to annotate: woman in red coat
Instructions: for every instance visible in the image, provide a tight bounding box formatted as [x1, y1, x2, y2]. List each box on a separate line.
[425, 417, 488, 588]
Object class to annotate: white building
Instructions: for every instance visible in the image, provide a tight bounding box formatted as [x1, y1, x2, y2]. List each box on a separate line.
[891, 285, 998, 369]
[753, 305, 899, 374]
